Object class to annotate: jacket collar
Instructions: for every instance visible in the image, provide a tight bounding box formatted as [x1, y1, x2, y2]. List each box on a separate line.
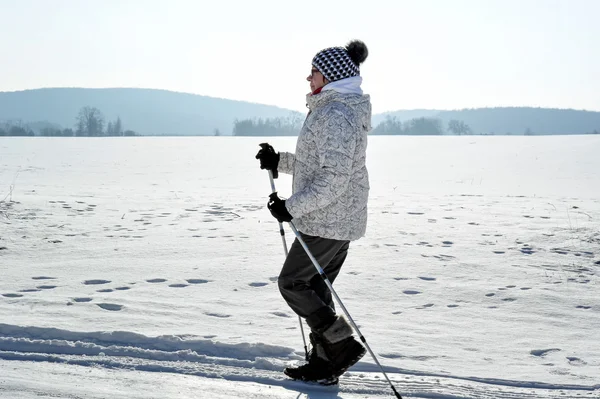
[306, 89, 352, 111]
[306, 76, 364, 111]
[322, 76, 363, 95]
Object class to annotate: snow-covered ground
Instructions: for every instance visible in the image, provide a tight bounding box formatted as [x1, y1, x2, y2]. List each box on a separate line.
[1, 136, 599, 398]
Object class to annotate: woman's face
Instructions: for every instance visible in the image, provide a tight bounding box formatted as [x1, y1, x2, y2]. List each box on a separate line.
[307, 67, 328, 92]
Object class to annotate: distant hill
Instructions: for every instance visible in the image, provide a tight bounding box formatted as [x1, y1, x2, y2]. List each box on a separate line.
[1, 88, 599, 136]
[374, 107, 600, 135]
[0, 88, 301, 136]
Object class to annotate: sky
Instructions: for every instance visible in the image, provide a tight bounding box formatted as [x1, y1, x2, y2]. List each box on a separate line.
[1, 0, 599, 114]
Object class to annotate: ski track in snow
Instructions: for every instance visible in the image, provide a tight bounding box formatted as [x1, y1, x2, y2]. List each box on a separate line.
[2, 137, 600, 398]
[0, 323, 598, 399]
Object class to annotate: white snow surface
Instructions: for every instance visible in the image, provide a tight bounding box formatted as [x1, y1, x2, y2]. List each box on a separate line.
[1, 136, 599, 399]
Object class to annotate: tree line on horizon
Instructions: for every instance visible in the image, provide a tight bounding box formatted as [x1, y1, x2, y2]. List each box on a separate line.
[231, 115, 477, 136]
[0, 106, 137, 137]
[232, 114, 600, 136]
[2, 106, 600, 137]
[232, 114, 304, 136]
[371, 116, 474, 135]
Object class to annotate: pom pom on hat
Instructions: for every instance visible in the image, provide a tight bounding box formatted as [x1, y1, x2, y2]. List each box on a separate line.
[346, 40, 368, 65]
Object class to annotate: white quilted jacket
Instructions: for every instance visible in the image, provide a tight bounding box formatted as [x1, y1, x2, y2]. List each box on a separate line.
[279, 89, 371, 241]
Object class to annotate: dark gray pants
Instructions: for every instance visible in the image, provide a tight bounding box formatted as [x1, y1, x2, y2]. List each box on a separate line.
[278, 232, 350, 331]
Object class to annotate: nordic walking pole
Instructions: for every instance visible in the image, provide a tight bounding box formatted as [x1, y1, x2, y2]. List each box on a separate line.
[267, 169, 309, 361]
[265, 171, 402, 398]
[288, 222, 403, 398]
[276, 206, 403, 397]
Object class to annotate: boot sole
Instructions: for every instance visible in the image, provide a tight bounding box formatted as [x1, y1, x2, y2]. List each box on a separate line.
[317, 376, 339, 386]
[283, 369, 339, 386]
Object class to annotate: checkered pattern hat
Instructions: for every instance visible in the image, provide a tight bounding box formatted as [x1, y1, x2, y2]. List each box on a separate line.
[312, 46, 360, 83]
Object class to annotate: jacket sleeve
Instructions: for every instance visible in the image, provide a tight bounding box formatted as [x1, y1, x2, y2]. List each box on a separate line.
[278, 151, 295, 175]
[286, 108, 357, 218]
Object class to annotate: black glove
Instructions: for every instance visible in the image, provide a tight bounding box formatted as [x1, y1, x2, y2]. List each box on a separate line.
[267, 192, 293, 223]
[255, 143, 280, 179]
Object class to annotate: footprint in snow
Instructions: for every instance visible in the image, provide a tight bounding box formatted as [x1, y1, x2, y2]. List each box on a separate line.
[19, 289, 41, 293]
[186, 279, 209, 284]
[417, 303, 434, 309]
[97, 303, 123, 311]
[97, 289, 114, 293]
[567, 357, 587, 366]
[249, 282, 269, 287]
[168, 284, 188, 288]
[2, 293, 23, 298]
[531, 348, 561, 357]
[146, 278, 167, 283]
[272, 312, 291, 318]
[418, 276, 436, 281]
[73, 297, 93, 303]
[379, 353, 404, 359]
[205, 312, 231, 318]
[403, 290, 421, 295]
[37, 285, 57, 290]
[32, 276, 56, 280]
[433, 254, 455, 261]
[83, 279, 111, 285]
[520, 247, 536, 255]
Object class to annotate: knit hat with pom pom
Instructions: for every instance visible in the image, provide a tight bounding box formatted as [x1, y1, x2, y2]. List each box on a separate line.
[312, 40, 368, 82]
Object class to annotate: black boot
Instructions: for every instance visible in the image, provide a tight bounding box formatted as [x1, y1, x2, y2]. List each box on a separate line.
[284, 333, 338, 385]
[320, 316, 366, 377]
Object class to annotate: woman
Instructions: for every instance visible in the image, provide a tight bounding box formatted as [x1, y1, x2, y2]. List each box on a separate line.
[256, 40, 371, 384]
